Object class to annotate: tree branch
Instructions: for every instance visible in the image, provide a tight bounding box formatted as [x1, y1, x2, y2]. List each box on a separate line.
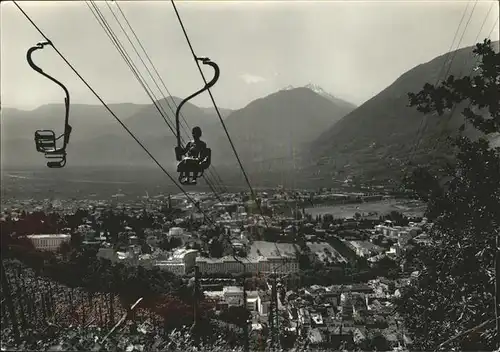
[434, 317, 499, 351]
[100, 297, 143, 345]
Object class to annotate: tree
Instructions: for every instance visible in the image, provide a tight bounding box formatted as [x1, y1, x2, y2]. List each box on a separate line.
[159, 237, 183, 251]
[323, 214, 334, 224]
[374, 255, 399, 279]
[386, 211, 409, 226]
[58, 241, 72, 258]
[398, 39, 499, 351]
[70, 232, 83, 251]
[295, 210, 303, 220]
[218, 306, 251, 328]
[209, 237, 224, 258]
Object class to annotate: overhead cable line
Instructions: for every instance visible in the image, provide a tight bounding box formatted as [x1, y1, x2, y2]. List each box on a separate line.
[13, 1, 215, 225]
[435, 6, 499, 143]
[472, 2, 496, 45]
[90, 0, 225, 198]
[442, 0, 480, 81]
[87, 1, 224, 199]
[110, 0, 228, 194]
[408, 0, 475, 164]
[86, 1, 175, 134]
[104, 0, 225, 194]
[170, 3, 293, 345]
[170, 0, 271, 228]
[87, 2, 223, 197]
[111, 1, 198, 148]
[416, 0, 481, 154]
[106, 5, 226, 199]
[87, 1, 224, 201]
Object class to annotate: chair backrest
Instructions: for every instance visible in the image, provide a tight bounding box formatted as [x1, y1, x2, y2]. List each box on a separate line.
[201, 148, 211, 169]
[35, 130, 55, 139]
[35, 130, 57, 152]
[174, 146, 184, 162]
[201, 148, 212, 167]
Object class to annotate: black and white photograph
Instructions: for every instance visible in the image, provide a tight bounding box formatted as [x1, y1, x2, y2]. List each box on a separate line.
[1, 0, 499, 350]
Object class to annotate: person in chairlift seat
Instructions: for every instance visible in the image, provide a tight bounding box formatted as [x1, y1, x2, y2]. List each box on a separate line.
[178, 126, 209, 184]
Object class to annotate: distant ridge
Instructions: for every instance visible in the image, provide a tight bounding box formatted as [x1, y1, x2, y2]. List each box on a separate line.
[281, 83, 357, 111]
[1, 88, 355, 170]
[204, 85, 357, 168]
[303, 40, 500, 185]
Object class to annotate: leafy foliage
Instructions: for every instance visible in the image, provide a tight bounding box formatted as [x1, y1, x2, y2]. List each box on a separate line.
[399, 39, 500, 351]
[0, 260, 247, 351]
[408, 39, 499, 134]
[218, 306, 251, 328]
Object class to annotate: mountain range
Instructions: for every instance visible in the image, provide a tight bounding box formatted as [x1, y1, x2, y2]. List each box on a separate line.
[203, 86, 356, 167]
[303, 40, 499, 185]
[1, 97, 233, 168]
[2, 41, 498, 188]
[1, 85, 356, 172]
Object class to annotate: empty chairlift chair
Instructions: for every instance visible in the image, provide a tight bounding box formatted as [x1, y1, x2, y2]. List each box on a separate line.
[27, 41, 72, 168]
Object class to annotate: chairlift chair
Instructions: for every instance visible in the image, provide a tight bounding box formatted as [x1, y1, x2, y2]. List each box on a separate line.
[174, 57, 220, 185]
[27, 41, 72, 169]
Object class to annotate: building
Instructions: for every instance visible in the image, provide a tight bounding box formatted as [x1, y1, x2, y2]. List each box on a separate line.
[375, 224, 421, 240]
[168, 227, 184, 237]
[307, 242, 348, 264]
[257, 291, 271, 316]
[347, 241, 384, 258]
[154, 248, 198, 275]
[247, 295, 259, 312]
[203, 286, 260, 311]
[195, 255, 299, 275]
[223, 286, 244, 307]
[27, 234, 71, 251]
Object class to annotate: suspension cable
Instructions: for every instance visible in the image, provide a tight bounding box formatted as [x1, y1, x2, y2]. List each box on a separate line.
[88, 2, 231, 200]
[103, 2, 226, 200]
[433, 7, 499, 147]
[408, 0, 475, 164]
[170, 0, 270, 228]
[13, 1, 215, 225]
[111, 1, 195, 146]
[109, 0, 228, 194]
[87, 1, 176, 133]
[87, 1, 224, 201]
[442, 0, 480, 81]
[88, 1, 224, 198]
[412, 0, 480, 158]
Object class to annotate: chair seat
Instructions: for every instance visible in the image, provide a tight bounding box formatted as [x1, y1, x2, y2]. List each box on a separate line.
[174, 148, 211, 186]
[177, 157, 204, 173]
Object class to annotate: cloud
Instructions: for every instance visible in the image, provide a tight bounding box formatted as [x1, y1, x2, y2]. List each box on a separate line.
[240, 73, 266, 84]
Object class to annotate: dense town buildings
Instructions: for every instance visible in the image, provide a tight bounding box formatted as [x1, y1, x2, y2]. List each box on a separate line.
[1, 188, 426, 350]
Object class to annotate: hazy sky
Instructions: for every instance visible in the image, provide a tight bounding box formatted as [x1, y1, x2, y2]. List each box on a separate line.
[1, 0, 499, 111]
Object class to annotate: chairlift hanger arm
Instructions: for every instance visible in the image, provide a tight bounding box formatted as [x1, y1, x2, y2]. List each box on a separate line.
[175, 57, 220, 148]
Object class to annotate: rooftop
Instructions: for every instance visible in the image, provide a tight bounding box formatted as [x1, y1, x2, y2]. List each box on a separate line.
[250, 241, 297, 258]
[27, 234, 71, 239]
[223, 286, 243, 294]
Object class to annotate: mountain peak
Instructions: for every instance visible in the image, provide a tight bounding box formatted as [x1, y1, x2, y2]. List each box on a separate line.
[282, 85, 295, 91]
[280, 83, 336, 100]
[278, 84, 357, 111]
[303, 83, 329, 96]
